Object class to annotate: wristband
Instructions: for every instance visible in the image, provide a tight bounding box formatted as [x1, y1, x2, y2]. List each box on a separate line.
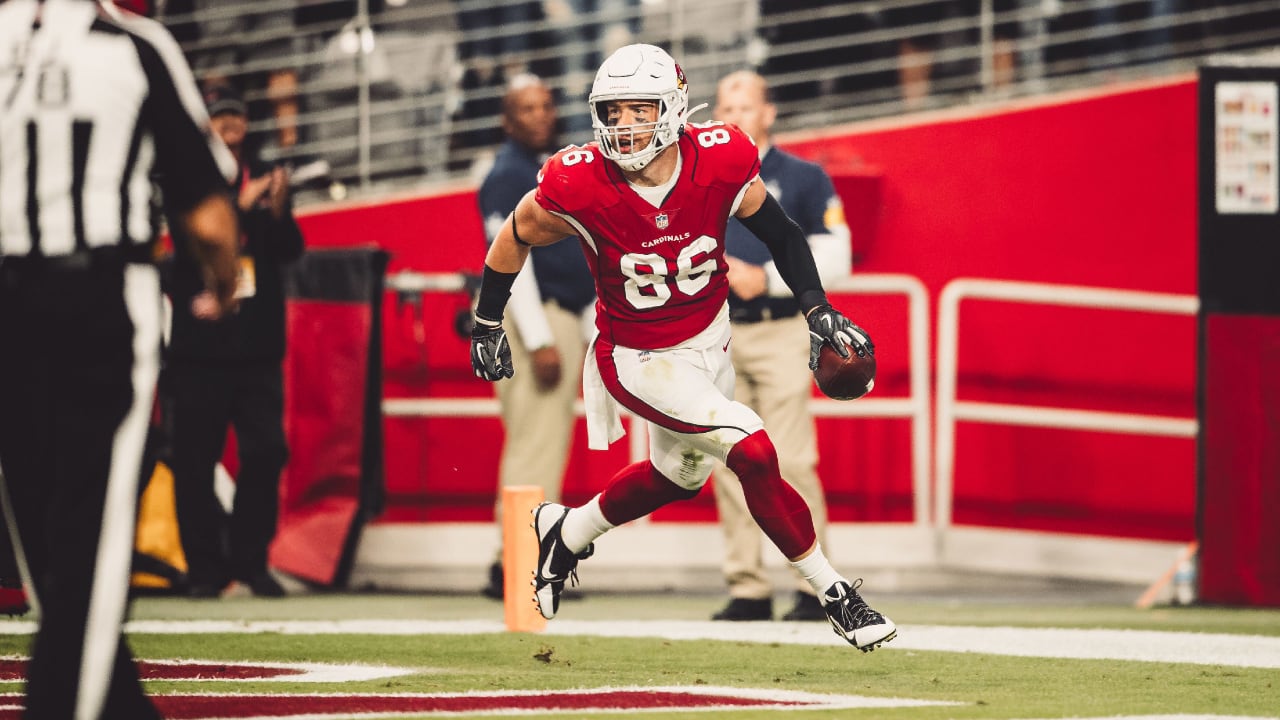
[475, 264, 518, 324]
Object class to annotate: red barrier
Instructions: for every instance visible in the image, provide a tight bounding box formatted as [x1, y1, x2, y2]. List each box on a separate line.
[292, 76, 1199, 542]
[1200, 314, 1280, 605]
[271, 250, 387, 586]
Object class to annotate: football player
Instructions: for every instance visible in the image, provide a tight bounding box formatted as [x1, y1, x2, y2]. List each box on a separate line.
[468, 44, 894, 652]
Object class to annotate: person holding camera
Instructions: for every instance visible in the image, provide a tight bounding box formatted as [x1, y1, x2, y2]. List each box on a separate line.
[164, 83, 305, 599]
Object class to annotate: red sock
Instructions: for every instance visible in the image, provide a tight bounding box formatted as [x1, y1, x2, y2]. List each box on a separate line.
[598, 461, 699, 525]
[725, 431, 816, 559]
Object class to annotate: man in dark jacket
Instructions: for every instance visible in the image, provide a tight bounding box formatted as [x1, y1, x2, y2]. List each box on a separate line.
[164, 83, 305, 598]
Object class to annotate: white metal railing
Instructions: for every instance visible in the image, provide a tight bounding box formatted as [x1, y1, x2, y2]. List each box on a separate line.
[383, 271, 932, 526]
[154, 1, 1280, 196]
[933, 278, 1200, 534]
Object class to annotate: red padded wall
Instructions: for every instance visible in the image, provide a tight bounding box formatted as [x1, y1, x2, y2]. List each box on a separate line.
[293, 76, 1199, 541]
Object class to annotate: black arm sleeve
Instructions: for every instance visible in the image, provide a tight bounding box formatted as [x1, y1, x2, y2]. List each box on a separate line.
[737, 191, 829, 313]
[132, 34, 227, 215]
[474, 264, 519, 325]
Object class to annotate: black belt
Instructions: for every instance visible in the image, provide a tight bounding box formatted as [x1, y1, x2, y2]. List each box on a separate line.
[730, 299, 802, 325]
[545, 296, 590, 315]
[0, 244, 153, 274]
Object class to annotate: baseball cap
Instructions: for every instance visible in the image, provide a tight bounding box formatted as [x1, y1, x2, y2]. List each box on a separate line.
[204, 84, 247, 118]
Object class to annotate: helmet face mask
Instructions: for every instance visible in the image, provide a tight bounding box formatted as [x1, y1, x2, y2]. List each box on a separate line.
[589, 44, 689, 172]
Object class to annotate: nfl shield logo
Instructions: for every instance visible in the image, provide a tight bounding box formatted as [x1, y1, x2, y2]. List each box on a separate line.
[655, 213, 669, 229]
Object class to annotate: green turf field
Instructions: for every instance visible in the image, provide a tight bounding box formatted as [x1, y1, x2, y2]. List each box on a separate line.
[2, 589, 1276, 719]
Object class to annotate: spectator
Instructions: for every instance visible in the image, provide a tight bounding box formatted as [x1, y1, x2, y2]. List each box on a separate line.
[1041, 0, 1190, 75]
[456, 0, 545, 81]
[1075, 0, 1192, 72]
[1118, 1, 1198, 66]
[305, 5, 458, 181]
[882, 0, 964, 108]
[294, 0, 360, 30]
[708, 70, 852, 622]
[758, 0, 822, 104]
[0, 1, 240, 716]
[991, 0, 1022, 89]
[759, 0, 894, 110]
[1143, 0, 1189, 56]
[946, 0, 1024, 93]
[163, 0, 303, 155]
[164, 83, 305, 599]
[1043, 0, 1097, 76]
[451, 0, 552, 154]
[1205, 0, 1280, 52]
[639, 0, 766, 112]
[476, 75, 596, 599]
[547, 0, 641, 136]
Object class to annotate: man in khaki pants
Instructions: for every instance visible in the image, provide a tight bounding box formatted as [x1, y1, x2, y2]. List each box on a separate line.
[477, 75, 596, 599]
[710, 71, 853, 621]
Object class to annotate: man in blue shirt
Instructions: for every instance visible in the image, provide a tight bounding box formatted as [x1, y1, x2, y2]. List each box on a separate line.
[477, 75, 596, 599]
[710, 71, 853, 622]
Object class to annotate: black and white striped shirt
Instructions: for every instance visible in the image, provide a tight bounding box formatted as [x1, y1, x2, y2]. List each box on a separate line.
[0, 0, 234, 260]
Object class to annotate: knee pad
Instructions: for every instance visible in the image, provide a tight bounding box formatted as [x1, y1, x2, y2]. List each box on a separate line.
[653, 447, 716, 491]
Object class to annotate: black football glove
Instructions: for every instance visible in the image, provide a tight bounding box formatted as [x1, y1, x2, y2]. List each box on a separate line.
[806, 304, 874, 371]
[470, 318, 514, 381]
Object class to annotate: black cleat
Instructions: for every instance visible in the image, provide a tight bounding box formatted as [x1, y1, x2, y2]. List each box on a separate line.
[823, 579, 897, 652]
[531, 503, 593, 620]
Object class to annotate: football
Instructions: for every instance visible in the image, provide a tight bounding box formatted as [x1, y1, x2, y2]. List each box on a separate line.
[813, 343, 876, 400]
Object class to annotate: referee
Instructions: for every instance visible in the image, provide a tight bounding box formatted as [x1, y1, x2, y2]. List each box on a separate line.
[0, 1, 240, 718]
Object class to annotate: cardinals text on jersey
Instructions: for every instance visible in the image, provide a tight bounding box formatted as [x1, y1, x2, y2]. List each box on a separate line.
[534, 122, 761, 349]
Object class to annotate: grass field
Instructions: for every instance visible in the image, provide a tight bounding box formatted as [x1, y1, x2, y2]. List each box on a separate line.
[2, 583, 1278, 719]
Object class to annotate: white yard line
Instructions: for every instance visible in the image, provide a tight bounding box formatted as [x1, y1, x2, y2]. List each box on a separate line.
[3, 619, 1278, 669]
[1013, 712, 1274, 717]
[144, 659, 417, 683]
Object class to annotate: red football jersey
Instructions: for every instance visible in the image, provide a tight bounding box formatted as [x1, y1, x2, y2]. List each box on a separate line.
[535, 122, 761, 349]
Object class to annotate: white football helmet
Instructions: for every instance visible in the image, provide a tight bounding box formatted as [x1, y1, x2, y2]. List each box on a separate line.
[589, 44, 690, 172]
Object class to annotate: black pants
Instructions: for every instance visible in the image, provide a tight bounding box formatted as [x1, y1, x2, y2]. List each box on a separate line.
[166, 362, 287, 587]
[0, 258, 162, 720]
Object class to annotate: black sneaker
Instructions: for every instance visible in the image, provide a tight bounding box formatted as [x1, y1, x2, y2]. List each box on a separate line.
[242, 571, 286, 598]
[531, 502, 593, 620]
[187, 581, 227, 599]
[711, 597, 773, 621]
[822, 579, 897, 652]
[780, 591, 826, 621]
[481, 562, 503, 600]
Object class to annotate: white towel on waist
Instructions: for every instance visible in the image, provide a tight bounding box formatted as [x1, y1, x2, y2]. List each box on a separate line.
[582, 335, 625, 451]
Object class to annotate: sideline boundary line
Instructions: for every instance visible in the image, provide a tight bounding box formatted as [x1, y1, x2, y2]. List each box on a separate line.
[4, 620, 1278, 669]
